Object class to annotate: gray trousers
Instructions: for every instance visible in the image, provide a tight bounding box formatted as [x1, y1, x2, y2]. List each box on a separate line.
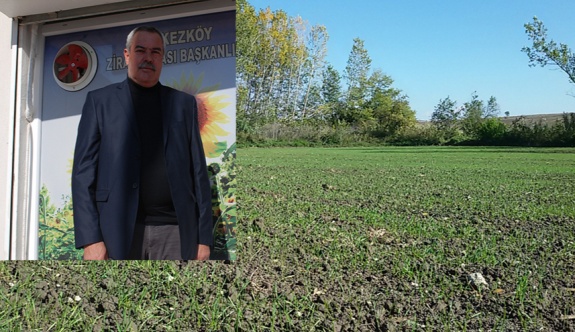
[127, 223, 182, 260]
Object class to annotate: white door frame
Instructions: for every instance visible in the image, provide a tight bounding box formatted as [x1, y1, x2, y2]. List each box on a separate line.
[8, 0, 235, 259]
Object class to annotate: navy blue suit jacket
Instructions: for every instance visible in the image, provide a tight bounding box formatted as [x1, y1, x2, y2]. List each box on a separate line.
[72, 79, 213, 259]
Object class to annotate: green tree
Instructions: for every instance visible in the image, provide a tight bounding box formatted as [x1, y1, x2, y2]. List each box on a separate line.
[322, 64, 342, 104]
[365, 69, 394, 100]
[366, 70, 415, 136]
[522, 16, 575, 85]
[460, 92, 499, 138]
[337, 38, 375, 129]
[461, 92, 484, 137]
[301, 25, 329, 119]
[321, 64, 343, 123]
[431, 96, 460, 133]
[484, 96, 500, 118]
[432, 93, 500, 142]
[370, 91, 415, 137]
[236, 0, 259, 131]
[344, 37, 372, 106]
[236, 2, 307, 122]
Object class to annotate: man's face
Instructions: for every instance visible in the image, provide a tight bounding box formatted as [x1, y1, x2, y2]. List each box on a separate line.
[124, 31, 164, 87]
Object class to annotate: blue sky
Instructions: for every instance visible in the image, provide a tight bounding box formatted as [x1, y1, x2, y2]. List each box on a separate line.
[248, 0, 575, 120]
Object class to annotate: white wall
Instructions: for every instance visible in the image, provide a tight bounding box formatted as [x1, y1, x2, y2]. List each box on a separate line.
[0, 12, 16, 259]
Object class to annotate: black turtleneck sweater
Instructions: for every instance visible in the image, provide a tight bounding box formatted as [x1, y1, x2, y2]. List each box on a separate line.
[128, 78, 177, 224]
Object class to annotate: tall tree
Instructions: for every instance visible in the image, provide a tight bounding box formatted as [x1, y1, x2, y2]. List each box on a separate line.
[236, 0, 260, 129]
[321, 64, 342, 123]
[301, 25, 329, 119]
[522, 16, 575, 85]
[461, 92, 484, 137]
[337, 38, 374, 129]
[484, 96, 500, 118]
[344, 37, 372, 105]
[322, 64, 342, 104]
[236, 2, 314, 125]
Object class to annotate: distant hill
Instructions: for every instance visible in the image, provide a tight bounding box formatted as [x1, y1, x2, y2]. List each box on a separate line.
[498, 113, 567, 125]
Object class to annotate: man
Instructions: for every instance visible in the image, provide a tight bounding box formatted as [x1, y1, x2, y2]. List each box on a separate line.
[72, 26, 212, 260]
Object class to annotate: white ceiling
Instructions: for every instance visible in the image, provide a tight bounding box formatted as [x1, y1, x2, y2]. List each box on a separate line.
[0, 0, 131, 18]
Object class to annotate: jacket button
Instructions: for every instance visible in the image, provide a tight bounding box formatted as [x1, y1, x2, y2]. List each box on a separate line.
[132, 183, 138, 189]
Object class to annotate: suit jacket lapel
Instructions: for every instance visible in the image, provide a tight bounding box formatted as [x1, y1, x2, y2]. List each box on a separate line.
[116, 79, 140, 143]
[161, 85, 173, 149]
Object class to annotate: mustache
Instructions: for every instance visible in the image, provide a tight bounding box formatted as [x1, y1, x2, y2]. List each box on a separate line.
[138, 62, 156, 71]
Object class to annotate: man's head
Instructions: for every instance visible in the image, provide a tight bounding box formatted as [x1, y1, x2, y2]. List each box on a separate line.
[124, 26, 165, 87]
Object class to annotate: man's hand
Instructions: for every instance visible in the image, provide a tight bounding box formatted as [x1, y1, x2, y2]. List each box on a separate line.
[83, 241, 108, 260]
[195, 244, 210, 260]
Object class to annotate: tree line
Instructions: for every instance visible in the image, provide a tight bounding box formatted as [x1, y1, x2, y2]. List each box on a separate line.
[236, 1, 575, 147]
[425, 94, 575, 147]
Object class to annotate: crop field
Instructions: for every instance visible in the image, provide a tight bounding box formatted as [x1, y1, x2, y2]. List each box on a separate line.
[1, 146, 575, 331]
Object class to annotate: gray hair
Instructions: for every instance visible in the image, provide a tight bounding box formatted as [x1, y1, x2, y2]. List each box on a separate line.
[125, 26, 165, 50]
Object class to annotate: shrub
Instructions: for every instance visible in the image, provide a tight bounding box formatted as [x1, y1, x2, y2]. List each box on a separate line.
[387, 124, 442, 146]
[477, 118, 507, 145]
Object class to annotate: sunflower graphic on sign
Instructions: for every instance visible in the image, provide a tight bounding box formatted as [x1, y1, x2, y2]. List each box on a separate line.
[169, 72, 231, 158]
